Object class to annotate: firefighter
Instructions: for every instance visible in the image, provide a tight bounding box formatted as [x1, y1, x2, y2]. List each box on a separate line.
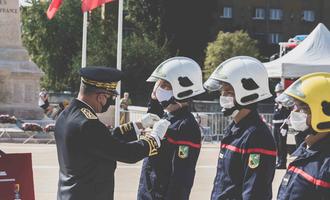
[137, 57, 205, 200]
[204, 56, 276, 200]
[276, 72, 330, 200]
[273, 82, 291, 169]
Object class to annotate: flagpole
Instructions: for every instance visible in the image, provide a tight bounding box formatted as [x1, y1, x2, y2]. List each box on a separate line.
[81, 12, 88, 68]
[115, 0, 123, 127]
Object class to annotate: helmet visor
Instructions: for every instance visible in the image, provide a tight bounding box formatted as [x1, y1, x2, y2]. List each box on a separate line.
[146, 76, 159, 82]
[204, 78, 223, 92]
[276, 93, 295, 108]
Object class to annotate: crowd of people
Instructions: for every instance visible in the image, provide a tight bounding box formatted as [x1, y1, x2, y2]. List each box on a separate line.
[49, 56, 329, 200]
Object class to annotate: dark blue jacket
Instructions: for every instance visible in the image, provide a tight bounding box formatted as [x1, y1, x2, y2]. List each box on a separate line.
[211, 110, 276, 200]
[277, 134, 330, 200]
[55, 99, 159, 200]
[273, 103, 291, 123]
[137, 99, 201, 200]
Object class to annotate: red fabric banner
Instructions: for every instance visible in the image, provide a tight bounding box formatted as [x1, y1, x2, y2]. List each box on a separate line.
[47, 0, 63, 19]
[82, 0, 115, 12]
[0, 151, 35, 200]
[284, 79, 296, 89]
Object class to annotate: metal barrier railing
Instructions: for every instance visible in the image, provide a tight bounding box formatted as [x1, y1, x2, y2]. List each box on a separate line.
[195, 112, 275, 142]
[1, 110, 274, 144]
[122, 109, 274, 142]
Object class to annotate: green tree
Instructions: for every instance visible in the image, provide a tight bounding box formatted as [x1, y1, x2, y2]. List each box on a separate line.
[21, 0, 83, 91]
[22, 0, 171, 104]
[121, 34, 171, 104]
[125, 0, 163, 41]
[203, 30, 260, 80]
[70, 7, 171, 104]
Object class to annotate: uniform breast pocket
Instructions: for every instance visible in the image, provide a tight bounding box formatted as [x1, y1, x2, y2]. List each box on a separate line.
[216, 150, 225, 169]
[217, 150, 233, 172]
[224, 151, 243, 180]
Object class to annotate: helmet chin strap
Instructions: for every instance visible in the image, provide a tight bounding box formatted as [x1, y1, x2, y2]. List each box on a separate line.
[222, 102, 258, 117]
[160, 96, 176, 108]
[222, 107, 237, 117]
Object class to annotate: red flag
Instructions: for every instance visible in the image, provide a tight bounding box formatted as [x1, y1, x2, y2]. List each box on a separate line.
[47, 0, 63, 19]
[82, 0, 115, 12]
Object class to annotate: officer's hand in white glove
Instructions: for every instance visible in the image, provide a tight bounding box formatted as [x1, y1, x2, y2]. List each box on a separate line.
[150, 119, 170, 140]
[141, 113, 161, 129]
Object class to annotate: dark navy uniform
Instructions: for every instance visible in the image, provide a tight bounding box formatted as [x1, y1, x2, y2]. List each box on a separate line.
[211, 110, 276, 200]
[273, 102, 291, 167]
[55, 99, 159, 200]
[55, 66, 160, 200]
[277, 134, 330, 200]
[137, 99, 201, 200]
[294, 131, 308, 149]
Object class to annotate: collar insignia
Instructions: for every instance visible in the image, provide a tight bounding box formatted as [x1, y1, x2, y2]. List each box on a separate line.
[81, 108, 97, 119]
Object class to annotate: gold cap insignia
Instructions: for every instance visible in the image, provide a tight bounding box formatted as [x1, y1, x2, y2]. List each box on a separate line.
[82, 77, 118, 92]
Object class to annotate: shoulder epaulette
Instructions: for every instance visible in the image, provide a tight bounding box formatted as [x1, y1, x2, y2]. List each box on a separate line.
[81, 108, 98, 119]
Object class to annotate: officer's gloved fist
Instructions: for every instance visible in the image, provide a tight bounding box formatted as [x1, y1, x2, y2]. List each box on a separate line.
[141, 113, 161, 129]
[149, 119, 170, 147]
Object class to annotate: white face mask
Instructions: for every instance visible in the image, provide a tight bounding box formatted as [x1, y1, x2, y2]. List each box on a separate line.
[220, 96, 235, 109]
[155, 87, 173, 102]
[289, 111, 309, 132]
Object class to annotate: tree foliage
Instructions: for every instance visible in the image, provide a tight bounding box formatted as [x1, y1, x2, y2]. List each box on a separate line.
[21, 1, 171, 105]
[203, 30, 260, 80]
[125, 0, 217, 64]
[121, 34, 170, 103]
[125, 0, 163, 40]
[21, 0, 83, 91]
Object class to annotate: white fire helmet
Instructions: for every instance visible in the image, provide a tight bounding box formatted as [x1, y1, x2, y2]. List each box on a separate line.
[147, 57, 205, 100]
[204, 56, 272, 106]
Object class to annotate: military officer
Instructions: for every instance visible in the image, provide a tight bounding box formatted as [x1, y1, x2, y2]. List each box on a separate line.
[276, 72, 330, 200]
[273, 82, 291, 169]
[204, 56, 276, 200]
[136, 57, 205, 200]
[55, 66, 170, 200]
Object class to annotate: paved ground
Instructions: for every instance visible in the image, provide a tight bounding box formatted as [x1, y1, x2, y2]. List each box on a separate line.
[1, 143, 288, 200]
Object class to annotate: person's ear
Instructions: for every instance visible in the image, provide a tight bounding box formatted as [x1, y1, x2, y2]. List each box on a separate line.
[96, 93, 103, 103]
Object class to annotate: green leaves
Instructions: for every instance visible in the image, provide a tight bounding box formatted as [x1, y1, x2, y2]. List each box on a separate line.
[21, 0, 170, 105]
[204, 30, 260, 80]
[22, 0, 83, 91]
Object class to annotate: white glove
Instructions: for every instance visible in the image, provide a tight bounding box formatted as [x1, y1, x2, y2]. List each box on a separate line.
[280, 128, 288, 136]
[150, 119, 170, 141]
[141, 113, 161, 128]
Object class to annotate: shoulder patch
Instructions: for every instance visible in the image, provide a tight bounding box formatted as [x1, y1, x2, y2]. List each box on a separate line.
[81, 108, 97, 119]
[248, 153, 260, 169]
[178, 145, 189, 159]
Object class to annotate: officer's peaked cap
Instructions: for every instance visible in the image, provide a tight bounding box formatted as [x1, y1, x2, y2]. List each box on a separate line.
[79, 66, 123, 94]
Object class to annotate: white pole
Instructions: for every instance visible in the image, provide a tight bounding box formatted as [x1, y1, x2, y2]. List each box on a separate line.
[115, 0, 123, 127]
[81, 12, 88, 68]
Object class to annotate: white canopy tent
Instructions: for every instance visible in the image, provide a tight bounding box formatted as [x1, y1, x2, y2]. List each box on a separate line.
[264, 23, 330, 78]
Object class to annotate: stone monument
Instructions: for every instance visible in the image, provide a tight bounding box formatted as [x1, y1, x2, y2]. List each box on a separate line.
[0, 0, 43, 119]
